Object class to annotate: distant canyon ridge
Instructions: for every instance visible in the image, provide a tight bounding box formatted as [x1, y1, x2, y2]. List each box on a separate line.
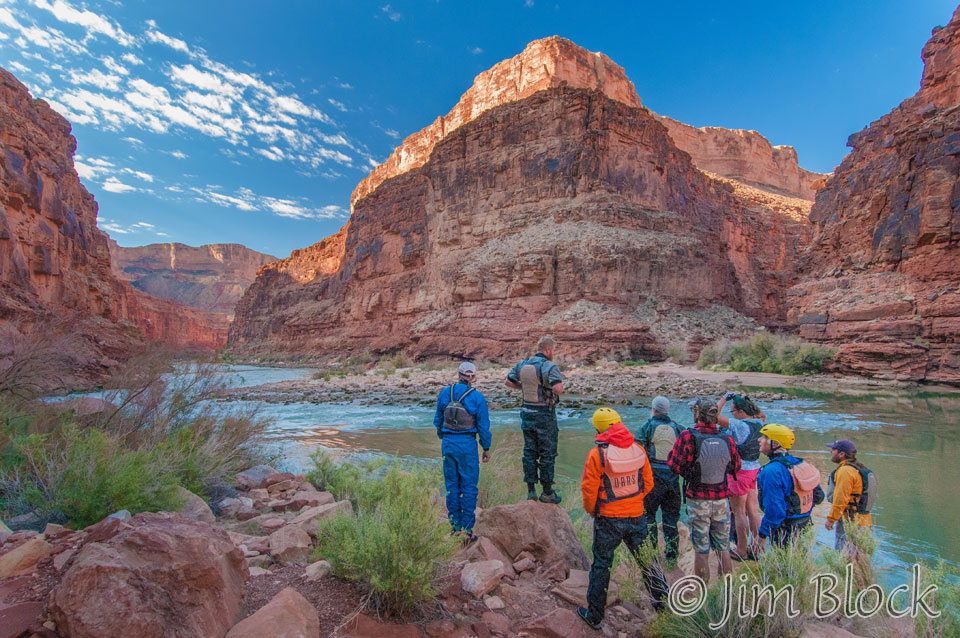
[2, 7, 958, 385]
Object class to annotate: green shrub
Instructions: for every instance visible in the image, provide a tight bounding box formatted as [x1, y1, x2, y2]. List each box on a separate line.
[665, 345, 686, 365]
[696, 333, 833, 376]
[915, 562, 960, 637]
[476, 437, 527, 508]
[313, 463, 457, 616]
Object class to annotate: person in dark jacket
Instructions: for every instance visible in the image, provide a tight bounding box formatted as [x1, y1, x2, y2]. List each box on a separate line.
[505, 335, 564, 503]
[434, 362, 491, 538]
[635, 395, 685, 563]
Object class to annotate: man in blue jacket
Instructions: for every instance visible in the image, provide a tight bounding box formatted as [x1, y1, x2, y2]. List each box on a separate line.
[434, 362, 492, 539]
[755, 423, 824, 550]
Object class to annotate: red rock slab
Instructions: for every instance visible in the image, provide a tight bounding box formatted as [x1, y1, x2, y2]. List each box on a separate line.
[0, 601, 44, 638]
[344, 613, 424, 638]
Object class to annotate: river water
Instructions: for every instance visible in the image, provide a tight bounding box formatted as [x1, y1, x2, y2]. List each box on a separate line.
[106, 366, 951, 585]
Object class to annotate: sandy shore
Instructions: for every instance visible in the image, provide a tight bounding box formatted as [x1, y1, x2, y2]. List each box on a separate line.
[222, 361, 955, 408]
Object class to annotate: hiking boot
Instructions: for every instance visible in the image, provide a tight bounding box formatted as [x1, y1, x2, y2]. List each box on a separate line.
[539, 490, 562, 505]
[461, 531, 478, 545]
[526, 489, 538, 501]
[576, 606, 602, 630]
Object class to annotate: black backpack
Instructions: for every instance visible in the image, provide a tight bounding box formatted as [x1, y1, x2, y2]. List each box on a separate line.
[442, 385, 477, 432]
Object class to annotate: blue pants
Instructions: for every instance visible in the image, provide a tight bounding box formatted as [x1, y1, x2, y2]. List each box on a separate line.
[442, 435, 480, 531]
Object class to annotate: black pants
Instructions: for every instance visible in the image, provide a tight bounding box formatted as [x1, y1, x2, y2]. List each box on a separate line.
[642, 474, 681, 561]
[770, 515, 811, 547]
[520, 408, 558, 486]
[586, 516, 668, 621]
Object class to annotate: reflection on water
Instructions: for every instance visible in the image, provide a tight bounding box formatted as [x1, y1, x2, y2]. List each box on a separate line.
[251, 388, 960, 586]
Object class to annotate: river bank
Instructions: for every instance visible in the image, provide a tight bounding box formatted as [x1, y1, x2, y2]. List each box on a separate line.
[221, 361, 959, 408]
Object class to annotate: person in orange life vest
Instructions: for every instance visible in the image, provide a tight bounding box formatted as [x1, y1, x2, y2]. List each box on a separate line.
[824, 439, 872, 551]
[577, 408, 665, 630]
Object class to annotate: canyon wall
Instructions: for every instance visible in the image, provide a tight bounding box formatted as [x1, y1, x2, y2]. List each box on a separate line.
[787, 7, 960, 384]
[231, 48, 813, 362]
[109, 240, 276, 316]
[655, 116, 827, 200]
[0, 68, 227, 368]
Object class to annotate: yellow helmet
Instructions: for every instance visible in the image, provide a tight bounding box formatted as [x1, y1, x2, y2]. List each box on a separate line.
[592, 407, 621, 433]
[760, 423, 795, 450]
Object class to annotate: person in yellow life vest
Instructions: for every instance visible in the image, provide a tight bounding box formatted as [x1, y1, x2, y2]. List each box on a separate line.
[825, 439, 873, 550]
[577, 408, 665, 630]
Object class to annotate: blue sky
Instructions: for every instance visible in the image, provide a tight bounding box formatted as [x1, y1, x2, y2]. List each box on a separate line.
[1, 1, 955, 257]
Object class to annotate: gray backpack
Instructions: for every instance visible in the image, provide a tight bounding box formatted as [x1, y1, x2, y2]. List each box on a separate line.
[518, 359, 557, 408]
[691, 430, 732, 486]
[443, 386, 476, 432]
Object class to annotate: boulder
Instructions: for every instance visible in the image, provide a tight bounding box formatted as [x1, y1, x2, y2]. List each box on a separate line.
[268, 526, 311, 564]
[345, 613, 424, 638]
[304, 559, 331, 581]
[248, 566, 270, 577]
[225, 587, 319, 638]
[43, 523, 72, 539]
[462, 536, 517, 578]
[484, 595, 505, 611]
[461, 560, 504, 598]
[227, 531, 270, 555]
[289, 500, 353, 537]
[260, 472, 295, 489]
[474, 501, 589, 571]
[218, 497, 243, 517]
[0, 601, 44, 638]
[551, 569, 619, 607]
[49, 512, 247, 638]
[512, 557, 535, 573]
[799, 623, 864, 638]
[519, 608, 588, 638]
[235, 465, 278, 490]
[82, 516, 130, 544]
[480, 612, 511, 635]
[0, 520, 10, 544]
[107, 509, 132, 522]
[0, 537, 51, 578]
[175, 486, 216, 524]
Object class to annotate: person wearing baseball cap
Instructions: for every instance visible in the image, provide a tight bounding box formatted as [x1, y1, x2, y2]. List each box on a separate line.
[434, 361, 492, 541]
[825, 439, 873, 551]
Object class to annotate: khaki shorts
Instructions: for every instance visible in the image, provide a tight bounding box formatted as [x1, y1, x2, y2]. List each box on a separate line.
[687, 497, 730, 554]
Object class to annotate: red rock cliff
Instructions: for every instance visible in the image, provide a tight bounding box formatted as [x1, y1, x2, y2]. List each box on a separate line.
[230, 40, 813, 361]
[787, 6, 960, 384]
[109, 240, 276, 316]
[654, 116, 828, 200]
[0, 68, 228, 363]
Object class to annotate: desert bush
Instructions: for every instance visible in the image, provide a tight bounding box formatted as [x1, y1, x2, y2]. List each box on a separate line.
[0, 349, 270, 527]
[696, 333, 833, 375]
[665, 344, 686, 364]
[915, 562, 960, 637]
[652, 530, 835, 637]
[0, 319, 81, 400]
[476, 436, 527, 508]
[312, 456, 456, 617]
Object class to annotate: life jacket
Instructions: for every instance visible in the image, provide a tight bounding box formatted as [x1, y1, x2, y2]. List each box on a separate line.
[689, 430, 732, 486]
[517, 356, 558, 409]
[442, 385, 476, 432]
[770, 456, 823, 517]
[596, 442, 646, 510]
[646, 417, 681, 466]
[735, 419, 765, 462]
[828, 461, 877, 516]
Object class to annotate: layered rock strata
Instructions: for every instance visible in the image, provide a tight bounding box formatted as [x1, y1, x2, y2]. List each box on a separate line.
[231, 49, 812, 361]
[0, 68, 227, 364]
[655, 116, 827, 200]
[108, 240, 276, 316]
[787, 7, 960, 384]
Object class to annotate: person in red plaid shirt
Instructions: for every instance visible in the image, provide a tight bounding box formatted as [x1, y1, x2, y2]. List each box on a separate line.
[667, 398, 741, 581]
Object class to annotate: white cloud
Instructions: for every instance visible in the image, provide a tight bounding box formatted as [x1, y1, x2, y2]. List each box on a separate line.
[102, 176, 138, 193]
[121, 136, 142, 145]
[101, 56, 128, 75]
[384, 128, 400, 139]
[255, 146, 284, 161]
[145, 26, 190, 54]
[168, 150, 188, 159]
[68, 68, 123, 91]
[328, 98, 347, 112]
[100, 221, 130, 234]
[32, 0, 135, 46]
[9, 60, 29, 74]
[169, 63, 237, 96]
[338, 82, 354, 89]
[181, 90, 233, 114]
[525, 0, 534, 6]
[381, 4, 402, 21]
[470, 47, 483, 55]
[121, 52, 143, 65]
[19, 24, 83, 53]
[122, 168, 154, 182]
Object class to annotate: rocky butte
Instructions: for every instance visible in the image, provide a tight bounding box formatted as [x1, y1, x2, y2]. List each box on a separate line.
[230, 37, 818, 362]
[787, 6, 960, 384]
[0, 69, 228, 370]
[108, 241, 277, 317]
